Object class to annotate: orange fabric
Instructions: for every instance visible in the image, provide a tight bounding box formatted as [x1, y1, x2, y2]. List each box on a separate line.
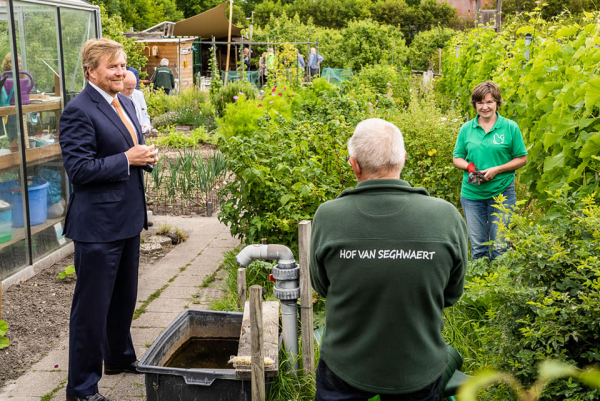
[111, 98, 137, 146]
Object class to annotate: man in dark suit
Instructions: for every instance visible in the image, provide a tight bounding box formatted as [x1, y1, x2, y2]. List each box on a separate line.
[59, 38, 158, 401]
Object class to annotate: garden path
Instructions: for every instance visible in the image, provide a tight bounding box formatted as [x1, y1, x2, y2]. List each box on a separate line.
[0, 214, 240, 401]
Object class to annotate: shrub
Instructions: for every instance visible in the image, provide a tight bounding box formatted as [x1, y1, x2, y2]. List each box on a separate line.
[210, 80, 257, 116]
[149, 126, 215, 148]
[217, 77, 464, 250]
[463, 190, 600, 400]
[389, 89, 464, 207]
[408, 27, 455, 72]
[152, 111, 178, 128]
[345, 64, 411, 107]
[216, 86, 301, 140]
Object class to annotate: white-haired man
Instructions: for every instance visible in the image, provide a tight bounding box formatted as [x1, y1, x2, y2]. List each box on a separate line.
[308, 47, 323, 79]
[310, 118, 468, 401]
[151, 58, 175, 95]
[121, 70, 151, 136]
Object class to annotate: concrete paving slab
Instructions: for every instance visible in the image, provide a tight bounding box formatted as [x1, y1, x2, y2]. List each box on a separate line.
[105, 380, 147, 399]
[158, 284, 196, 299]
[168, 274, 208, 288]
[3, 371, 67, 397]
[131, 327, 165, 347]
[97, 371, 126, 389]
[29, 338, 69, 372]
[133, 311, 180, 328]
[144, 297, 190, 313]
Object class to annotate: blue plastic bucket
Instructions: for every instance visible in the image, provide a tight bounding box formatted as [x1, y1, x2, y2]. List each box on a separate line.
[0, 179, 50, 227]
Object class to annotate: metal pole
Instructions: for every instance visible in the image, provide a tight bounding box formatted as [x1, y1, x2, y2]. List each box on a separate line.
[224, 0, 233, 84]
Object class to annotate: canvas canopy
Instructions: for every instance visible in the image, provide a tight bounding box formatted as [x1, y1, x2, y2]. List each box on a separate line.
[173, 2, 243, 38]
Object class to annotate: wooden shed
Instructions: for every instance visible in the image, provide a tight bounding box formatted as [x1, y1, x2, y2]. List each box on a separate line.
[135, 36, 196, 93]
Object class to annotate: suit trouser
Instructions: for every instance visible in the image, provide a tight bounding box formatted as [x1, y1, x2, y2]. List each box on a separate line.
[67, 236, 140, 396]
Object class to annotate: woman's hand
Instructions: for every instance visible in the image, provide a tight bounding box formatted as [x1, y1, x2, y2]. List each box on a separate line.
[480, 166, 501, 181]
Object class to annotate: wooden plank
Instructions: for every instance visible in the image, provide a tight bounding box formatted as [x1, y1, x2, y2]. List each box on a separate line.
[237, 268, 246, 310]
[0, 100, 61, 117]
[0, 217, 65, 251]
[0, 143, 62, 172]
[235, 300, 279, 378]
[250, 286, 265, 401]
[299, 220, 315, 376]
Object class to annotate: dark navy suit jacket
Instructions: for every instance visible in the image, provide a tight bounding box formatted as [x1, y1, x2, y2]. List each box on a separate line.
[59, 84, 148, 243]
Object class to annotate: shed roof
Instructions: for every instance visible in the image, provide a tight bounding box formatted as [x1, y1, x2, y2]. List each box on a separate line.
[172, 2, 243, 39]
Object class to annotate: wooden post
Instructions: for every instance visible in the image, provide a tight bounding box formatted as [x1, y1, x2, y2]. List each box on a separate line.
[238, 268, 247, 310]
[250, 285, 265, 401]
[224, 0, 234, 84]
[299, 220, 315, 376]
[438, 48, 442, 74]
[496, 0, 502, 33]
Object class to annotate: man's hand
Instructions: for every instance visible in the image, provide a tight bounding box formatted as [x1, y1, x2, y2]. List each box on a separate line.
[125, 144, 158, 166]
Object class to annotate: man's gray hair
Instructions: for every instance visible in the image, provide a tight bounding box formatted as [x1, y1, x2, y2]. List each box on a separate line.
[160, 58, 169, 66]
[348, 118, 405, 174]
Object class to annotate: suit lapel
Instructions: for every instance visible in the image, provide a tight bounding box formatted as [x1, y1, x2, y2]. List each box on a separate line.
[85, 84, 135, 148]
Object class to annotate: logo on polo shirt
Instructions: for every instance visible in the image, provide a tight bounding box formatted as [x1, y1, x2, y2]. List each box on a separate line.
[493, 133, 504, 144]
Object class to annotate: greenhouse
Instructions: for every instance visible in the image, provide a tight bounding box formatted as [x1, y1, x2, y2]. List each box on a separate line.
[0, 0, 100, 280]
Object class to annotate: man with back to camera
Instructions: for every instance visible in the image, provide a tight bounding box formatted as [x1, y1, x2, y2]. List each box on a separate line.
[152, 58, 175, 95]
[59, 38, 158, 401]
[310, 118, 468, 401]
[121, 70, 152, 136]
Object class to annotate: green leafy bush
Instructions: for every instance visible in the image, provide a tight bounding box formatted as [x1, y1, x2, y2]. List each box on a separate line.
[388, 90, 465, 207]
[210, 80, 257, 117]
[463, 191, 600, 400]
[145, 87, 209, 120]
[217, 76, 462, 249]
[408, 27, 455, 71]
[216, 86, 301, 140]
[344, 64, 411, 107]
[149, 126, 215, 148]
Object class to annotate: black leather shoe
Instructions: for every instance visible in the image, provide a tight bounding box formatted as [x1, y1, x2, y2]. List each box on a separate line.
[104, 360, 142, 375]
[66, 393, 112, 401]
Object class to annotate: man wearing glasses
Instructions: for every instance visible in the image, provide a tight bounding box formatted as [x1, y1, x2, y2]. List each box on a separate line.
[310, 118, 468, 401]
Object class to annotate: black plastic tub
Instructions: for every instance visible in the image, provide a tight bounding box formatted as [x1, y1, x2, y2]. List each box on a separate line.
[138, 309, 272, 401]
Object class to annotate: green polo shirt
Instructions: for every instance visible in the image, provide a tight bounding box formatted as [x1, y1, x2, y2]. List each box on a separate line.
[453, 113, 527, 200]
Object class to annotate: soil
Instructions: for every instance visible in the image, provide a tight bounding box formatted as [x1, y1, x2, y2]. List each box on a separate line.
[0, 229, 175, 389]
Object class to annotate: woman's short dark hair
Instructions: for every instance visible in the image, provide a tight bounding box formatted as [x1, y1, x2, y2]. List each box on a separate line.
[470, 81, 504, 110]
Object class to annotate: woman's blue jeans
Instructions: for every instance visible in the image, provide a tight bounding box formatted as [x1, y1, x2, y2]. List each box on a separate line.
[460, 181, 516, 261]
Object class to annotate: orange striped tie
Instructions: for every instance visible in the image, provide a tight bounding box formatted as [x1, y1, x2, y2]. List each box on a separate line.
[111, 98, 138, 146]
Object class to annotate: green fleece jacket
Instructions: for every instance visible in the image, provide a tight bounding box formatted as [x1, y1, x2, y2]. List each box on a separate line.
[152, 66, 175, 91]
[310, 179, 468, 394]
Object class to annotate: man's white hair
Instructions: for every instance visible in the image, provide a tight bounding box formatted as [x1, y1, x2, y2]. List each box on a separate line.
[160, 58, 169, 66]
[348, 118, 405, 174]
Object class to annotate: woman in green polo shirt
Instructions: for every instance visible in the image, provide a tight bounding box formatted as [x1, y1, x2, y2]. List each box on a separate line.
[452, 81, 527, 261]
